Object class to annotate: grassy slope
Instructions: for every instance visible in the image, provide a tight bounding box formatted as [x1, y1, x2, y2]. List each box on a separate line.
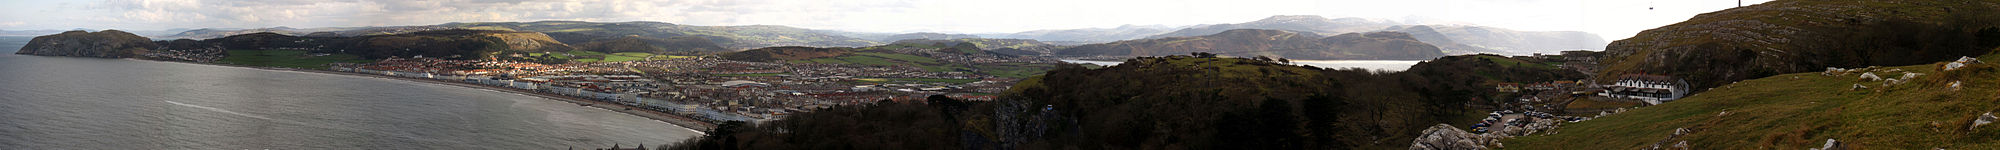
[218, 50, 373, 69]
[1507, 54, 2000, 149]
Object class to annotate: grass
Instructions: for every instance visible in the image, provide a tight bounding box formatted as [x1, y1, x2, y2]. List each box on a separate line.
[796, 52, 1060, 78]
[555, 51, 662, 63]
[1477, 55, 1556, 70]
[715, 73, 788, 77]
[1505, 55, 2000, 149]
[217, 50, 373, 69]
[856, 78, 980, 84]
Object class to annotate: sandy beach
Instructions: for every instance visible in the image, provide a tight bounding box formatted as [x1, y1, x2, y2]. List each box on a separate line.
[140, 59, 718, 132]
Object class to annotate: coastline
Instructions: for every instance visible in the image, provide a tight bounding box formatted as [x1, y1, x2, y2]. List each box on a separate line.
[133, 58, 718, 132]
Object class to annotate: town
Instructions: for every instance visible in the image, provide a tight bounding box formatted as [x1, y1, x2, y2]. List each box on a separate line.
[281, 51, 1042, 127]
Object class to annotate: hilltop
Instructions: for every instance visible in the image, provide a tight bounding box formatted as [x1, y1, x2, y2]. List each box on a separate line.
[1594, 0, 2000, 91]
[986, 24, 1184, 43]
[1144, 15, 1607, 56]
[880, 32, 983, 42]
[15, 30, 158, 58]
[1382, 25, 1607, 55]
[1057, 29, 1445, 60]
[1148, 15, 1400, 39]
[573, 36, 728, 54]
[719, 46, 855, 62]
[438, 21, 880, 50]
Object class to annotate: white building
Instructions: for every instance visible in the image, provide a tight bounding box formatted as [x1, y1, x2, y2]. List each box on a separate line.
[1599, 74, 1691, 104]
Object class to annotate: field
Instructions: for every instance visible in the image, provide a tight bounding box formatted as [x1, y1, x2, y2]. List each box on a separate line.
[855, 78, 980, 84]
[217, 50, 374, 69]
[1505, 53, 2000, 149]
[714, 73, 788, 77]
[798, 52, 1059, 78]
[542, 51, 678, 63]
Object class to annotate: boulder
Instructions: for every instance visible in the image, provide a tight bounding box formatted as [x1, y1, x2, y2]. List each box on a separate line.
[1901, 72, 1923, 80]
[1851, 84, 1868, 90]
[1950, 81, 1962, 91]
[1973, 112, 1996, 130]
[1411, 124, 1489, 150]
[1946, 62, 1968, 71]
[1808, 139, 1844, 150]
[1858, 72, 1882, 81]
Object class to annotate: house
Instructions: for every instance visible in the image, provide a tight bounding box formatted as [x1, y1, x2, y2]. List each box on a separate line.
[1496, 83, 1523, 93]
[1598, 74, 1691, 104]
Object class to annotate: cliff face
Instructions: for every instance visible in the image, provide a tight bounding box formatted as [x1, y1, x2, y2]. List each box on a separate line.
[1057, 29, 1443, 60]
[16, 30, 158, 58]
[1595, 0, 2000, 91]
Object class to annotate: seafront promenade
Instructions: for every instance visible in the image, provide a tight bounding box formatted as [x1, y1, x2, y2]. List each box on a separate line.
[144, 59, 718, 131]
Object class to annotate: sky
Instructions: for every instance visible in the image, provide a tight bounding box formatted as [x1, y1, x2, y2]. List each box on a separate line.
[0, 0, 1772, 41]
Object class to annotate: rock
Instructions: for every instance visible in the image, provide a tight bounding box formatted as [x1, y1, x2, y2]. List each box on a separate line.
[1959, 56, 1984, 64]
[1945, 62, 1968, 71]
[1858, 72, 1882, 81]
[16, 30, 157, 58]
[1884, 78, 1903, 86]
[1973, 112, 1996, 130]
[1823, 67, 1848, 76]
[1809, 139, 1844, 150]
[1411, 124, 1489, 150]
[1851, 84, 1868, 90]
[1901, 72, 1923, 80]
[1673, 140, 1689, 149]
[1950, 81, 1962, 91]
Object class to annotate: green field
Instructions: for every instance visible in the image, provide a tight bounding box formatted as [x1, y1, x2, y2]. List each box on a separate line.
[796, 52, 1060, 78]
[714, 73, 788, 77]
[856, 78, 980, 84]
[551, 51, 668, 63]
[1506, 54, 2000, 149]
[218, 50, 373, 69]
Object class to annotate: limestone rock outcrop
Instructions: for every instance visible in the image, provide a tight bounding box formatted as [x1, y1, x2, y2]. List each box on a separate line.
[16, 30, 157, 58]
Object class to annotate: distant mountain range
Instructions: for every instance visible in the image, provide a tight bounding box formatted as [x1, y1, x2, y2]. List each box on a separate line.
[979, 25, 1184, 43]
[45, 15, 1604, 58]
[1147, 15, 1401, 39]
[1054, 29, 1444, 60]
[1142, 15, 1605, 56]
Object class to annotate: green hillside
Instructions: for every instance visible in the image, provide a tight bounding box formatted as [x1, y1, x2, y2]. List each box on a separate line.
[1507, 53, 2000, 149]
[438, 21, 880, 50]
[1596, 0, 2000, 91]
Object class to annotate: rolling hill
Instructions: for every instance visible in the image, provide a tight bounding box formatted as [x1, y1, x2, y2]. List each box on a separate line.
[438, 21, 882, 50]
[1146, 15, 1401, 39]
[15, 30, 158, 58]
[1593, 0, 2000, 92]
[1056, 29, 1444, 60]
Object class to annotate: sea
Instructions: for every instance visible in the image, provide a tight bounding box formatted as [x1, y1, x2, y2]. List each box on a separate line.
[0, 36, 700, 149]
[1062, 59, 1424, 71]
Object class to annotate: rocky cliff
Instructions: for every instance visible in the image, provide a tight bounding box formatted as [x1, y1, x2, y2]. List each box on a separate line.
[16, 30, 158, 58]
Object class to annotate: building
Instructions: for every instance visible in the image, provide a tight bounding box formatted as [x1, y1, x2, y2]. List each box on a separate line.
[1599, 74, 1691, 104]
[720, 80, 771, 88]
[1496, 83, 1522, 93]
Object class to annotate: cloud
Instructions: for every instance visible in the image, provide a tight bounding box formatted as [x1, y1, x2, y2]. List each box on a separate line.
[76, 0, 925, 30]
[16, 0, 1771, 42]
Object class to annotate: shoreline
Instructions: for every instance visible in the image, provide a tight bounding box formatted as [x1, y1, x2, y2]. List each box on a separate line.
[135, 58, 718, 132]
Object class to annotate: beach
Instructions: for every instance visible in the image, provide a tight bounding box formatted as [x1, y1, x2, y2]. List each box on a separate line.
[141, 59, 718, 132]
